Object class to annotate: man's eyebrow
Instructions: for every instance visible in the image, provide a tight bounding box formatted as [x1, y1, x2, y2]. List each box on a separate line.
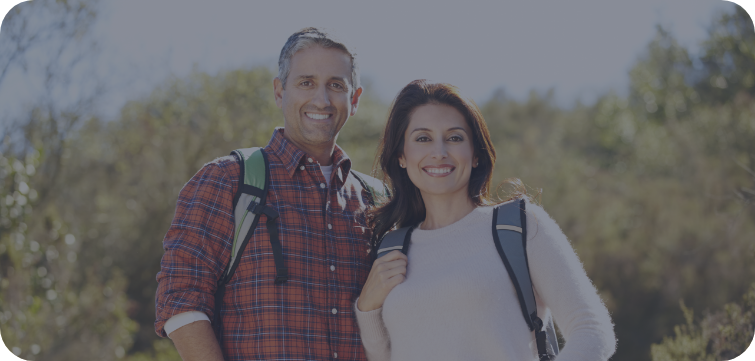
[410, 127, 468, 134]
[294, 75, 349, 83]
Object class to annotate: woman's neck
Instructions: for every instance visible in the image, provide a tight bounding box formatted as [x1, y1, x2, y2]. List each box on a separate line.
[419, 192, 476, 230]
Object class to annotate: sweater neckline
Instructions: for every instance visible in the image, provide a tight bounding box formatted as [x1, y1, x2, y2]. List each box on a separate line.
[413, 206, 493, 239]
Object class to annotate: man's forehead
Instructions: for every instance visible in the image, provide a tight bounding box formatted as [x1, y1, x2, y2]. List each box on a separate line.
[289, 46, 352, 78]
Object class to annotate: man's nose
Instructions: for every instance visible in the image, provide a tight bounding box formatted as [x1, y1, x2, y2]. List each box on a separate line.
[311, 84, 331, 108]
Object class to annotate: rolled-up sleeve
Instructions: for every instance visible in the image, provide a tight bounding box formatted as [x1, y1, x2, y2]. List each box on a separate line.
[154, 158, 238, 337]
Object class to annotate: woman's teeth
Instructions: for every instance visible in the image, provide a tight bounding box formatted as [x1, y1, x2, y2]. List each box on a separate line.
[425, 167, 452, 174]
[306, 113, 330, 120]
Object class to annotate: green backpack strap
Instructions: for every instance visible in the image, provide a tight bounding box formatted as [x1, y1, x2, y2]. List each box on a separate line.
[214, 147, 285, 341]
[492, 199, 558, 360]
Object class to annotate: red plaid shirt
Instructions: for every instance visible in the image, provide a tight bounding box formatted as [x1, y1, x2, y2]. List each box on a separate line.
[155, 129, 376, 361]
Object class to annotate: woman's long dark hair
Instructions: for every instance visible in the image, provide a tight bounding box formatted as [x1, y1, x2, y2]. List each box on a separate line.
[367, 80, 498, 251]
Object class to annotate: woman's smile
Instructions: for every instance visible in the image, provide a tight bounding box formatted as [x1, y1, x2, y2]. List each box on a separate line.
[422, 165, 455, 177]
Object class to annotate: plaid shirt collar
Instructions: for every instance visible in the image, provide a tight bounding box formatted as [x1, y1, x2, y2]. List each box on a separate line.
[265, 127, 352, 180]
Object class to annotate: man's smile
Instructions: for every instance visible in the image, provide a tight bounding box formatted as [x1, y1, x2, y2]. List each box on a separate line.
[305, 112, 332, 120]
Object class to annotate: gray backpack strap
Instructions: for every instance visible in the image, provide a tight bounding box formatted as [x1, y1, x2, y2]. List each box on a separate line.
[492, 199, 558, 360]
[376, 226, 414, 258]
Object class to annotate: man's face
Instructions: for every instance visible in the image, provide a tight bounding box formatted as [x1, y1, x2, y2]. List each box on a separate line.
[274, 46, 362, 157]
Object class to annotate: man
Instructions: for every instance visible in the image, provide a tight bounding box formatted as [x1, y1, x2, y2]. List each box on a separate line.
[155, 28, 379, 361]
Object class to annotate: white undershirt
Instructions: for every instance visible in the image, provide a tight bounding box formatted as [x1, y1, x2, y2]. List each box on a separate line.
[165, 163, 335, 337]
[320, 164, 332, 187]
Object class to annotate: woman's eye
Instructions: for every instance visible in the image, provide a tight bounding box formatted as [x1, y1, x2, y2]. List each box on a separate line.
[448, 135, 463, 142]
[416, 136, 431, 142]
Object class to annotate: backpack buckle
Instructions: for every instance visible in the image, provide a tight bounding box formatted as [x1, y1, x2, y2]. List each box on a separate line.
[274, 268, 288, 284]
[249, 202, 279, 220]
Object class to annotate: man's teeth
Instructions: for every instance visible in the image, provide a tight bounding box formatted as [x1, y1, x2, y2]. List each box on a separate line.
[425, 168, 452, 174]
[307, 113, 330, 120]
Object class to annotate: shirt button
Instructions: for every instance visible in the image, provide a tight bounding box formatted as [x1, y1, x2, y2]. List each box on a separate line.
[320, 183, 326, 188]
[307, 157, 313, 163]
[334, 352, 338, 358]
[327, 224, 333, 229]
[330, 265, 335, 271]
[299, 165, 305, 170]
[331, 308, 338, 314]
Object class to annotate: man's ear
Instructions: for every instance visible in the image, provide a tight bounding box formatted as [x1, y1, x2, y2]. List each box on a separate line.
[350, 87, 363, 116]
[273, 77, 284, 109]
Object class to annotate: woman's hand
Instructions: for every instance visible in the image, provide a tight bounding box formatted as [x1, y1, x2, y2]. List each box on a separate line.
[357, 250, 408, 312]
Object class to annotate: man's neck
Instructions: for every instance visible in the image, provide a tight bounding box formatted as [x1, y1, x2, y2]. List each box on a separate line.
[282, 133, 336, 166]
[304, 147, 335, 166]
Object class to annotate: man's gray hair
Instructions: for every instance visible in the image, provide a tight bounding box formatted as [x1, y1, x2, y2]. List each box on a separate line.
[278, 27, 360, 94]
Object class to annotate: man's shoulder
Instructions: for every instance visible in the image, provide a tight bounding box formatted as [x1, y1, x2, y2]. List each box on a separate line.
[204, 154, 240, 169]
[198, 154, 241, 176]
[185, 154, 242, 191]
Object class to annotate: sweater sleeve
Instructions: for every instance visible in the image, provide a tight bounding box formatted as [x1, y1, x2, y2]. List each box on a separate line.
[353, 298, 391, 361]
[525, 201, 616, 361]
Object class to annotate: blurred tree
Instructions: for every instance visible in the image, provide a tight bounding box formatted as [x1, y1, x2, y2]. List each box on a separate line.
[0, 1, 139, 360]
[651, 282, 755, 361]
[0, 150, 136, 361]
[695, 6, 755, 106]
[337, 78, 389, 175]
[57, 67, 281, 353]
[628, 26, 696, 125]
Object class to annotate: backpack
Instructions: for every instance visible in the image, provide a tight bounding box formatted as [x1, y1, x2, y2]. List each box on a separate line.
[213, 147, 384, 339]
[376, 198, 559, 361]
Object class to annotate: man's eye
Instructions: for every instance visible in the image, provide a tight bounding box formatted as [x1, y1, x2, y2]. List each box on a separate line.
[300, 81, 312, 86]
[331, 83, 345, 90]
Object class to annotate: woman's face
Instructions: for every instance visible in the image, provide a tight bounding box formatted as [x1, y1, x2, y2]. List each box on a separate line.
[399, 103, 478, 201]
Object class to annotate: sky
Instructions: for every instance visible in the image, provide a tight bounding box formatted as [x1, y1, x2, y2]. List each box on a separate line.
[0, 0, 751, 120]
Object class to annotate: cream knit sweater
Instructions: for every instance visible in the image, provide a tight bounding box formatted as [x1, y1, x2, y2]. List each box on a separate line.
[354, 199, 616, 361]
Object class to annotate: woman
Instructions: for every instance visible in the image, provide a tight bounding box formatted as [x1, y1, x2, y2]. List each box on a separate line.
[354, 80, 616, 361]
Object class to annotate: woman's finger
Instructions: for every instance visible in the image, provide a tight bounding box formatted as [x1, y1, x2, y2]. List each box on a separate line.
[379, 265, 407, 283]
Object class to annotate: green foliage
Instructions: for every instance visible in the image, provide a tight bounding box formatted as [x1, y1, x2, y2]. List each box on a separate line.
[651, 283, 755, 361]
[628, 26, 697, 124]
[0, 150, 137, 361]
[57, 67, 283, 351]
[123, 339, 181, 361]
[696, 7, 755, 105]
[337, 78, 390, 175]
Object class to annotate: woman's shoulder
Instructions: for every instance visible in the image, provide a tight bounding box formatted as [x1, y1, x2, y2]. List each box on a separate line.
[490, 197, 563, 241]
[488, 197, 550, 218]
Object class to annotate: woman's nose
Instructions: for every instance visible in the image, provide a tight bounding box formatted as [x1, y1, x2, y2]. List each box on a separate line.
[430, 141, 448, 159]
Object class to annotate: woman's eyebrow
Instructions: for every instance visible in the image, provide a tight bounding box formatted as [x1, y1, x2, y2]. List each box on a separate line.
[409, 127, 432, 134]
[410, 127, 468, 134]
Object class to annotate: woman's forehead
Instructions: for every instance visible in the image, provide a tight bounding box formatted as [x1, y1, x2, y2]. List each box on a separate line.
[406, 104, 469, 132]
